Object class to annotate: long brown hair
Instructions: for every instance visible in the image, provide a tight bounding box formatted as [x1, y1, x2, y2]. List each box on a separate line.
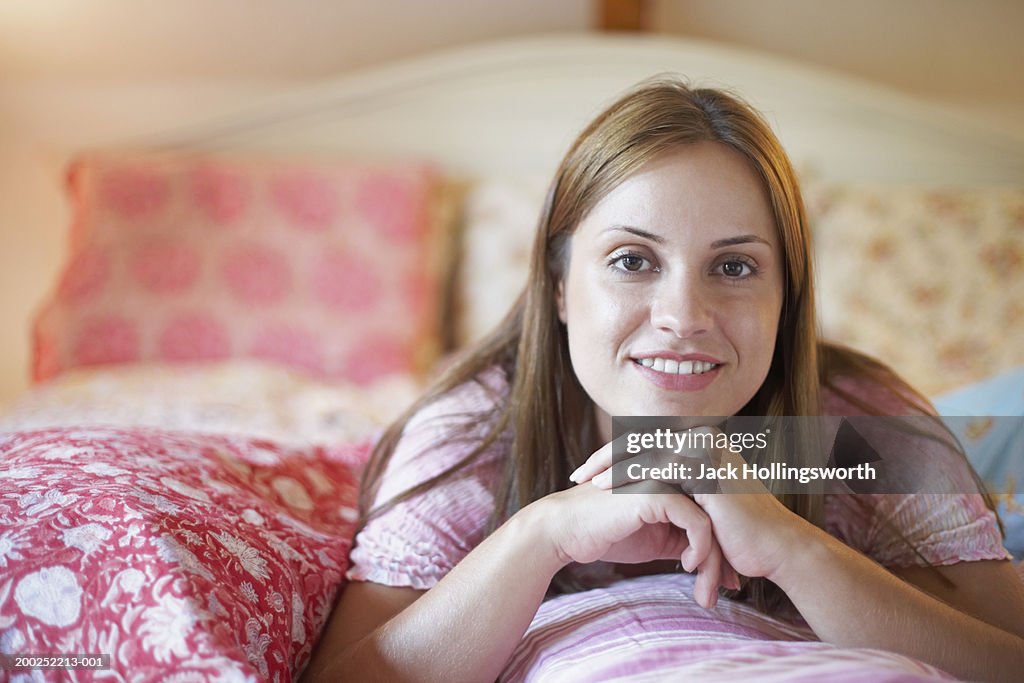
[356, 77, 992, 613]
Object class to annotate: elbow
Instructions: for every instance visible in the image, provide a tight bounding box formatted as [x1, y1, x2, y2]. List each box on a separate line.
[301, 639, 398, 683]
[300, 645, 351, 683]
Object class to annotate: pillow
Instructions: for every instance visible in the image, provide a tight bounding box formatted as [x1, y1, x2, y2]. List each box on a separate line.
[456, 175, 548, 345]
[806, 182, 1024, 397]
[0, 425, 371, 678]
[503, 574, 956, 682]
[933, 368, 1024, 559]
[32, 152, 450, 386]
[933, 366, 1024, 418]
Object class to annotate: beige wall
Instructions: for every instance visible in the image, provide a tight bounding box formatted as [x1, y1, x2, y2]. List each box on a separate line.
[0, 1, 591, 409]
[0, 1, 591, 80]
[651, 0, 1024, 133]
[1, 0, 1020, 408]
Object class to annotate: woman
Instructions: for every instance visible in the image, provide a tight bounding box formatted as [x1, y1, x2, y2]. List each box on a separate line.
[304, 79, 1024, 681]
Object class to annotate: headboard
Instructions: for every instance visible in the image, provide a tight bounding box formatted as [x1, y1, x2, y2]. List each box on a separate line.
[21, 33, 1024, 403]
[144, 34, 1024, 186]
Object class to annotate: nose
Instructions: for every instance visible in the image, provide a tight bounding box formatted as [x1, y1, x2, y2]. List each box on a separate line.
[649, 276, 713, 338]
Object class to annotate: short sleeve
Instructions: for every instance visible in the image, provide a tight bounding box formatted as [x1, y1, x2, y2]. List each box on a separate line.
[822, 374, 1011, 567]
[825, 493, 1011, 567]
[346, 369, 509, 589]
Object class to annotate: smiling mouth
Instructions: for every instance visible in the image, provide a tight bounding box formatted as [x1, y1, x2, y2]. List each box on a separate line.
[633, 358, 721, 375]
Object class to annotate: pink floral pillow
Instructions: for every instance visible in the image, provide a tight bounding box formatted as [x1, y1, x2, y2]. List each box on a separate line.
[0, 425, 371, 679]
[33, 153, 447, 385]
[806, 183, 1024, 396]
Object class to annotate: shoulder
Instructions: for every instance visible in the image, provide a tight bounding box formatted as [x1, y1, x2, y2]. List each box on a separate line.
[391, 365, 511, 472]
[370, 365, 510, 505]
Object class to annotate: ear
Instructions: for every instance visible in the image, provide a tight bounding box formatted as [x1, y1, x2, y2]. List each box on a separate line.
[555, 278, 567, 324]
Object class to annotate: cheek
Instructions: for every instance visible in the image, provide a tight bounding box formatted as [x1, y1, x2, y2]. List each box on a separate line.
[563, 274, 641, 399]
[732, 297, 782, 365]
[570, 279, 646, 350]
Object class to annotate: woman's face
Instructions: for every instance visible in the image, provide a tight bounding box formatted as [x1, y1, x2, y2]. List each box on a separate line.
[556, 142, 784, 441]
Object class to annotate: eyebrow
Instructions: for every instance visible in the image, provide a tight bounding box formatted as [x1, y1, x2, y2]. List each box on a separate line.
[602, 225, 665, 243]
[602, 226, 771, 249]
[710, 234, 771, 249]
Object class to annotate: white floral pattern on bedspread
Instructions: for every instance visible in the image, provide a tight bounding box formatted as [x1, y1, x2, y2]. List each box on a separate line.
[502, 574, 956, 682]
[0, 426, 371, 681]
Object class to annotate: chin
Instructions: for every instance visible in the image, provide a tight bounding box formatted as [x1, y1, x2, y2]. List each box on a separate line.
[628, 401, 701, 418]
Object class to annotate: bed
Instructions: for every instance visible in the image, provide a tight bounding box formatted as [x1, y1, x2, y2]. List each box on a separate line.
[1, 34, 1022, 681]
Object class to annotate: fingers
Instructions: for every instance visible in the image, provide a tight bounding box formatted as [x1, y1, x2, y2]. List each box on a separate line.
[571, 432, 685, 485]
[660, 496, 711, 573]
[573, 428, 723, 488]
[575, 483, 738, 608]
[679, 523, 710, 574]
[590, 452, 658, 489]
[658, 494, 738, 608]
[569, 439, 616, 484]
[590, 450, 705, 490]
[694, 537, 723, 608]
[721, 561, 741, 592]
[579, 449, 711, 490]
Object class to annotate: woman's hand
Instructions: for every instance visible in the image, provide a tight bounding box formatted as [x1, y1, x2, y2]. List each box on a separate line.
[690, 449, 813, 582]
[531, 477, 737, 607]
[573, 433, 812, 583]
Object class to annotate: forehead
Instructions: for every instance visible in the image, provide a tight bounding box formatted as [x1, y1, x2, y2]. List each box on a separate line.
[576, 142, 778, 246]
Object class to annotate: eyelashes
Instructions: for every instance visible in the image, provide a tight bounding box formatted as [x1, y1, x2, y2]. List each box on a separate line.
[607, 250, 655, 274]
[714, 255, 759, 279]
[606, 250, 761, 281]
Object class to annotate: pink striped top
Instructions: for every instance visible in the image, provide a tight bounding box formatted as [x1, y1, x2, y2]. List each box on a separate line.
[348, 368, 1008, 588]
[346, 368, 1009, 681]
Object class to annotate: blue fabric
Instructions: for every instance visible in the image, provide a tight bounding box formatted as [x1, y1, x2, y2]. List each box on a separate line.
[934, 368, 1024, 559]
[934, 366, 1024, 416]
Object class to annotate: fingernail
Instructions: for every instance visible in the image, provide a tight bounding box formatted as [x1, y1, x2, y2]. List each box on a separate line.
[680, 553, 694, 573]
[569, 465, 583, 482]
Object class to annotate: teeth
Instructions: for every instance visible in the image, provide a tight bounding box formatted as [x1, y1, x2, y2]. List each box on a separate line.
[638, 358, 719, 375]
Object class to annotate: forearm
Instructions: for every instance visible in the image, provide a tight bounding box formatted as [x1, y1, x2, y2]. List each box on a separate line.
[308, 502, 563, 683]
[772, 523, 1024, 682]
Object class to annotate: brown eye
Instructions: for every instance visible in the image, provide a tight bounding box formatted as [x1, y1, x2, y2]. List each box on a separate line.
[720, 259, 753, 278]
[609, 251, 656, 275]
[722, 261, 744, 277]
[619, 255, 645, 271]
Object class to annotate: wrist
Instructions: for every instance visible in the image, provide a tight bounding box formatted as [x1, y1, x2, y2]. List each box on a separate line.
[767, 519, 835, 591]
[507, 499, 570, 577]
